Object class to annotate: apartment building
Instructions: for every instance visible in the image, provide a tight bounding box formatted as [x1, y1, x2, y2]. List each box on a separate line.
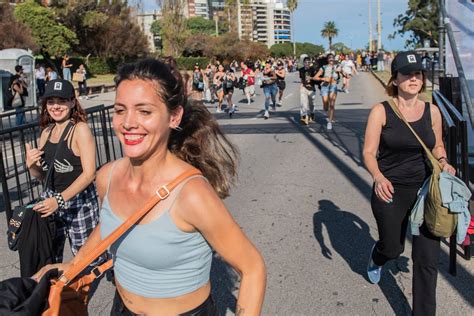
[238, 0, 292, 47]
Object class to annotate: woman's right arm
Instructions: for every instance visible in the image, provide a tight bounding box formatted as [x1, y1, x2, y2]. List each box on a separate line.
[363, 103, 394, 202]
[313, 68, 325, 82]
[25, 130, 49, 179]
[32, 162, 113, 281]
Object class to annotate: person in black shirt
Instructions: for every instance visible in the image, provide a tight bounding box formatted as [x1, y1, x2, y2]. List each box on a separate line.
[363, 51, 455, 315]
[298, 57, 317, 125]
[25, 79, 99, 263]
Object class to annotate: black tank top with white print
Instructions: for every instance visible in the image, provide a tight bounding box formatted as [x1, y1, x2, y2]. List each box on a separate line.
[42, 123, 83, 192]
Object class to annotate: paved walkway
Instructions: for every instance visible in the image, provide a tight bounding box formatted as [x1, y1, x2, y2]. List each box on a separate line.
[1, 72, 473, 315]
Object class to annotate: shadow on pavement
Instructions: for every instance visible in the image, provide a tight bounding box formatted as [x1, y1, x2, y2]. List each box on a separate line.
[313, 199, 412, 315]
[210, 253, 239, 315]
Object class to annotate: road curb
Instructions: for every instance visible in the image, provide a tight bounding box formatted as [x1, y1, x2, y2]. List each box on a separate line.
[370, 70, 388, 89]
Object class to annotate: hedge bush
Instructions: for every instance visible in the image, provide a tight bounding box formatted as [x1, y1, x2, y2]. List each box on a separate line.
[175, 57, 210, 70]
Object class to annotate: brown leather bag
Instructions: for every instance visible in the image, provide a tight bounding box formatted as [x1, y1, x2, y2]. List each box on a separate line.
[42, 168, 202, 316]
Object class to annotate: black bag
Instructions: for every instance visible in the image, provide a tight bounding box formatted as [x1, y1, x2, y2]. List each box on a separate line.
[7, 202, 36, 251]
[6, 122, 72, 252]
[0, 268, 58, 316]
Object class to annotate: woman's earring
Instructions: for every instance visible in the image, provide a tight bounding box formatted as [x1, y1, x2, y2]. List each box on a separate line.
[173, 126, 183, 132]
[392, 82, 398, 86]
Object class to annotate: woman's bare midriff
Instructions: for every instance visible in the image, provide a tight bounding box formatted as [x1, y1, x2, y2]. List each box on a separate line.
[115, 279, 211, 315]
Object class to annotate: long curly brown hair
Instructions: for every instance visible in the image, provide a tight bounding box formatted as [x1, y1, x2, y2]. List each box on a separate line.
[39, 98, 87, 130]
[115, 58, 239, 198]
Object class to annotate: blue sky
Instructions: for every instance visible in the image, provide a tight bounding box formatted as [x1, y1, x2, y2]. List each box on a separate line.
[140, 0, 411, 51]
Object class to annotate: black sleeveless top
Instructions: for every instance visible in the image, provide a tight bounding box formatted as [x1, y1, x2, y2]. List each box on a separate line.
[41, 123, 83, 192]
[377, 101, 436, 188]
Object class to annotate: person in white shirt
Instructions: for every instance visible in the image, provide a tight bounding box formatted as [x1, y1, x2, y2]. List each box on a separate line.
[340, 58, 357, 93]
[35, 64, 46, 98]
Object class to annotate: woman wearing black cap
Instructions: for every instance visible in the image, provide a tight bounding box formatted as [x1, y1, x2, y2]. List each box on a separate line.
[25, 79, 99, 264]
[363, 52, 455, 315]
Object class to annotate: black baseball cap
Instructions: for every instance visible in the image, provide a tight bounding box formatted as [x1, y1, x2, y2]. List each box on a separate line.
[43, 79, 75, 99]
[391, 51, 423, 75]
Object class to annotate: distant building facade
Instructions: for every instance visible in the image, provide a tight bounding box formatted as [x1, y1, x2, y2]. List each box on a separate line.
[238, 0, 292, 47]
[135, 10, 162, 53]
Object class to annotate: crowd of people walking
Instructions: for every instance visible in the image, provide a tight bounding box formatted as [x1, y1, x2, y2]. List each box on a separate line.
[2, 48, 471, 316]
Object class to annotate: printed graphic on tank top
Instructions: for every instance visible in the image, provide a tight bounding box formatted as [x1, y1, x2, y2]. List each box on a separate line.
[41, 123, 83, 192]
[377, 101, 436, 188]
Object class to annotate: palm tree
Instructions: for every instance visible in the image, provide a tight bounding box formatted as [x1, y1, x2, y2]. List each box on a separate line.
[321, 21, 338, 51]
[287, 0, 298, 56]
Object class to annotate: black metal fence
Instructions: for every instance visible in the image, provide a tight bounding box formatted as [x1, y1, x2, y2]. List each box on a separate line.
[0, 104, 121, 221]
[432, 90, 471, 275]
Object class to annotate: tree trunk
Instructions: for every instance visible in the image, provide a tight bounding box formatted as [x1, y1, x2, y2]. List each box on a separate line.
[329, 37, 332, 50]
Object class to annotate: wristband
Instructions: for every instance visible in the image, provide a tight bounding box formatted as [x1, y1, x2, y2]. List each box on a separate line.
[53, 192, 66, 209]
[437, 157, 449, 163]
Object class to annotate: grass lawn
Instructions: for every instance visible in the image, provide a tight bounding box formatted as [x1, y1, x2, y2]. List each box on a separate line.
[72, 74, 115, 87]
[373, 70, 432, 102]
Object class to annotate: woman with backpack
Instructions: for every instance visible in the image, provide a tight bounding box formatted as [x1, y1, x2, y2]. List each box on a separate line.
[314, 53, 341, 130]
[192, 64, 205, 101]
[363, 51, 455, 316]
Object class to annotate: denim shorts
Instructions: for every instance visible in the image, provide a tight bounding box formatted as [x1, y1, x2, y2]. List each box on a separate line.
[320, 84, 338, 96]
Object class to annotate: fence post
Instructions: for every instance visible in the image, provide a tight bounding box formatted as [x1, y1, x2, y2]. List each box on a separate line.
[439, 77, 463, 114]
[100, 108, 111, 163]
[0, 145, 12, 221]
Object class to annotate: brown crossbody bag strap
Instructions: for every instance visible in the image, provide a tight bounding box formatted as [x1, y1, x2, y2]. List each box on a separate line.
[386, 99, 442, 171]
[56, 168, 202, 286]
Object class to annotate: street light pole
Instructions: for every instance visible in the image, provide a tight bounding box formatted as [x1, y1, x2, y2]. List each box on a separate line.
[368, 0, 373, 51]
[377, 0, 382, 50]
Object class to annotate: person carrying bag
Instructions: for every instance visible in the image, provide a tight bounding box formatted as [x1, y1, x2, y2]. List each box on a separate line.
[363, 51, 456, 316]
[7, 123, 73, 277]
[387, 99, 457, 237]
[0, 170, 201, 316]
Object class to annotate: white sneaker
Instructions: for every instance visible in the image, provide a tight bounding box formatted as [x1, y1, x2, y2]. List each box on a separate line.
[263, 110, 269, 119]
[327, 122, 333, 130]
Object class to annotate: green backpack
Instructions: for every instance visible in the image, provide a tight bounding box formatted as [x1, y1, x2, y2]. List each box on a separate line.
[388, 99, 457, 237]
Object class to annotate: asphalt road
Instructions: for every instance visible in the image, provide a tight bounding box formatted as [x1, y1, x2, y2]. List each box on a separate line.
[1, 72, 473, 315]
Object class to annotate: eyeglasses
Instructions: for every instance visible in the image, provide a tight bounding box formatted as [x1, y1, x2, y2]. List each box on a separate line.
[46, 98, 71, 106]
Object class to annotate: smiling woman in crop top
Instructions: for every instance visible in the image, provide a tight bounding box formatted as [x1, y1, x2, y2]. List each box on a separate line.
[35, 59, 266, 315]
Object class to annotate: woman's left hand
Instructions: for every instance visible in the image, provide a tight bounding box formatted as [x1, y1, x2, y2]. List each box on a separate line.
[33, 197, 59, 217]
[442, 162, 456, 176]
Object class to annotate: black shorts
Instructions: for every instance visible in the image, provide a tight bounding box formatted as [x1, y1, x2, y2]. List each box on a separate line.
[276, 80, 286, 91]
[193, 82, 204, 92]
[223, 87, 234, 95]
[110, 291, 218, 316]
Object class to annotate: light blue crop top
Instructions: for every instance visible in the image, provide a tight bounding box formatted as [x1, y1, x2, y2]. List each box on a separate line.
[100, 166, 212, 298]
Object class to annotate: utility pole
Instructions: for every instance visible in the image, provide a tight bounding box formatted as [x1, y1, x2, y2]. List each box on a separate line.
[438, 0, 445, 75]
[368, 0, 373, 51]
[214, 12, 219, 36]
[377, 0, 382, 50]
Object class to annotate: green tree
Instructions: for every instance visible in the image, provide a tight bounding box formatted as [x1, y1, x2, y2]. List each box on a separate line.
[14, 0, 78, 57]
[321, 21, 338, 50]
[390, 0, 438, 48]
[331, 42, 351, 54]
[150, 20, 162, 37]
[158, 0, 188, 57]
[186, 17, 215, 35]
[0, 3, 37, 51]
[270, 42, 324, 58]
[287, 0, 298, 56]
[52, 0, 148, 59]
